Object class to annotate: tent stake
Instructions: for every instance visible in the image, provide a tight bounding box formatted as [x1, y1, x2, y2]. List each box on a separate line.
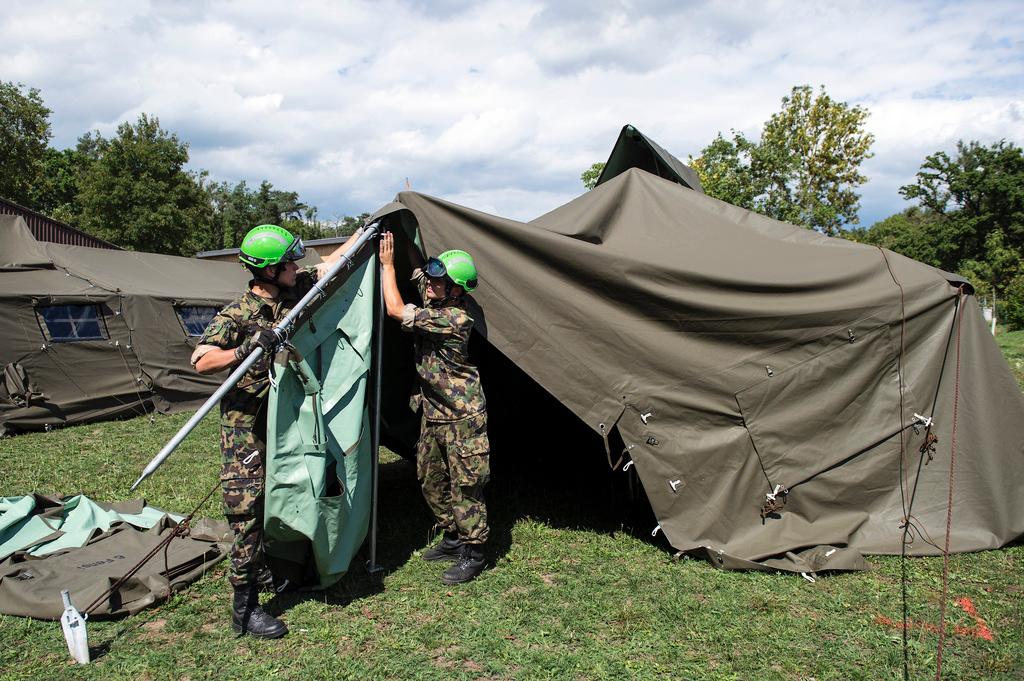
[130, 223, 381, 491]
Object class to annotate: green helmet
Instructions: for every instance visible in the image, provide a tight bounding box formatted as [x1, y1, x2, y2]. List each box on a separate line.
[425, 249, 478, 291]
[238, 224, 305, 269]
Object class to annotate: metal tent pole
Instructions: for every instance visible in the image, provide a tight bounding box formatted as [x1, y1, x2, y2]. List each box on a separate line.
[130, 223, 381, 491]
[366, 245, 385, 574]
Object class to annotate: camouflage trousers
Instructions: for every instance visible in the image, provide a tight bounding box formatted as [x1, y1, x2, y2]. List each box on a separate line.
[219, 426, 266, 587]
[417, 412, 490, 544]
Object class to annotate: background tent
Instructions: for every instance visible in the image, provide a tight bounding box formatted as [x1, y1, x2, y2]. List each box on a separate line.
[370, 156, 1024, 573]
[595, 124, 704, 192]
[0, 215, 251, 434]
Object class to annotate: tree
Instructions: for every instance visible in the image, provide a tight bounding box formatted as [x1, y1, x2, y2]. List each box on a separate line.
[689, 85, 875, 235]
[334, 212, 370, 236]
[0, 81, 52, 206]
[28, 147, 93, 224]
[845, 207, 944, 268]
[858, 139, 1024, 329]
[207, 180, 327, 253]
[75, 114, 211, 255]
[898, 140, 1024, 267]
[581, 162, 605, 190]
[687, 132, 760, 211]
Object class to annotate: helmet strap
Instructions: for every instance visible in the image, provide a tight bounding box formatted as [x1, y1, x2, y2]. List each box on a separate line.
[247, 264, 285, 297]
[429, 278, 463, 308]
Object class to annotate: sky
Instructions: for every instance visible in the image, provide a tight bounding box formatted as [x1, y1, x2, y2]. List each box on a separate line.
[2, 0, 1023, 228]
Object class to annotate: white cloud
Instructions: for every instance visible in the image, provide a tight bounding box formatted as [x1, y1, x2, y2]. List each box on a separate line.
[1, 0, 1022, 227]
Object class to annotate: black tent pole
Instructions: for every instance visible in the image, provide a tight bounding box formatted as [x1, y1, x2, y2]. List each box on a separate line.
[366, 241, 385, 575]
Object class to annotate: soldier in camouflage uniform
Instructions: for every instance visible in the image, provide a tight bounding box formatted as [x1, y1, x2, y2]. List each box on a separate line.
[379, 231, 490, 584]
[192, 223, 363, 637]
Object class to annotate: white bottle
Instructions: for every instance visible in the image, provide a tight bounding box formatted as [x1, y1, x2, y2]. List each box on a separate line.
[60, 590, 90, 664]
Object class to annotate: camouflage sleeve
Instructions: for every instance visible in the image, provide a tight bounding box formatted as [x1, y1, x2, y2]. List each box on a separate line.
[191, 313, 240, 366]
[402, 306, 466, 337]
[197, 313, 240, 349]
[400, 304, 418, 330]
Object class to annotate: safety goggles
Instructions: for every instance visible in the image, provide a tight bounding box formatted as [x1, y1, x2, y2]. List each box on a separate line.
[284, 237, 306, 262]
[424, 257, 448, 280]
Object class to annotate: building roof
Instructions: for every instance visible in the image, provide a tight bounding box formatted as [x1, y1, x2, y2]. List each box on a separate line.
[0, 197, 121, 250]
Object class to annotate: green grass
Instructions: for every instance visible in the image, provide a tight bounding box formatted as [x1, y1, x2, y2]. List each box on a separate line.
[2, 412, 1021, 680]
[995, 328, 1024, 390]
[4, 329, 1024, 681]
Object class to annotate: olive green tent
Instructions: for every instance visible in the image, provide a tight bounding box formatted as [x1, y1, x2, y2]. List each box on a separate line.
[370, 133, 1024, 572]
[595, 124, 704, 192]
[0, 215, 249, 434]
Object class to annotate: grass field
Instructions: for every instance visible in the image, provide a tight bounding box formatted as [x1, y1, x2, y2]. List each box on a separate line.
[1, 339, 1022, 680]
[995, 329, 1024, 389]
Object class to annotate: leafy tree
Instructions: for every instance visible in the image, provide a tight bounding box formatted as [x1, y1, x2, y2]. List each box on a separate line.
[858, 139, 1024, 329]
[689, 85, 875, 235]
[28, 147, 93, 224]
[845, 207, 944, 267]
[581, 162, 605, 190]
[688, 132, 760, 211]
[331, 212, 370, 237]
[206, 180, 327, 253]
[75, 114, 211, 255]
[0, 81, 52, 206]
[898, 140, 1024, 267]
[1002, 274, 1024, 329]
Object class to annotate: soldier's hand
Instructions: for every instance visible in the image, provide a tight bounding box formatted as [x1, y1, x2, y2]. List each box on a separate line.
[379, 232, 395, 267]
[235, 328, 279, 361]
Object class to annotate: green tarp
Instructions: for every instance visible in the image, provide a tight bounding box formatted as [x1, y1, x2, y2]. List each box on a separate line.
[263, 254, 377, 587]
[0, 494, 229, 619]
[0, 494, 180, 560]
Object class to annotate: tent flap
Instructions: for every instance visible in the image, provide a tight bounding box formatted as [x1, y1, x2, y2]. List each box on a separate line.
[264, 255, 376, 587]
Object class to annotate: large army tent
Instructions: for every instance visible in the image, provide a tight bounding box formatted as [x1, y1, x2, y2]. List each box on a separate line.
[0, 215, 250, 434]
[370, 143, 1024, 572]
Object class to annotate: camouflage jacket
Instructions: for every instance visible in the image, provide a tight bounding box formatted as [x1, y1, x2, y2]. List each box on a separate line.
[193, 268, 318, 428]
[401, 269, 486, 422]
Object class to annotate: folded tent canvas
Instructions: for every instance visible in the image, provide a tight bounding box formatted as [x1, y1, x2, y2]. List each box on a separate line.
[0, 214, 249, 434]
[370, 125, 1024, 572]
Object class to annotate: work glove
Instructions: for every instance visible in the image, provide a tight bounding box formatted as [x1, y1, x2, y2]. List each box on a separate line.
[235, 328, 279, 361]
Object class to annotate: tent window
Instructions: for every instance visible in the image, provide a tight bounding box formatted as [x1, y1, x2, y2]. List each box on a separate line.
[175, 306, 219, 337]
[36, 304, 108, 342]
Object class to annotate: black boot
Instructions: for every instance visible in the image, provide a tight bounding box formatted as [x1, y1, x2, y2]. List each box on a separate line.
[422, 532, 463, 562]
[231, 584, 288, 639]
[441, 543, 486, 584]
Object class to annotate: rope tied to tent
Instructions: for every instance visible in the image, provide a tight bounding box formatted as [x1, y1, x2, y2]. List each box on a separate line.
[919, 432, 938, 463]
[934, 286, 966, 680]
[80, 481, 220, 618]
[113, 294, 154, 423]
[760, 483, 788, 520]
[888, 278, 964, 681]
[114, 339, 153, 423]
